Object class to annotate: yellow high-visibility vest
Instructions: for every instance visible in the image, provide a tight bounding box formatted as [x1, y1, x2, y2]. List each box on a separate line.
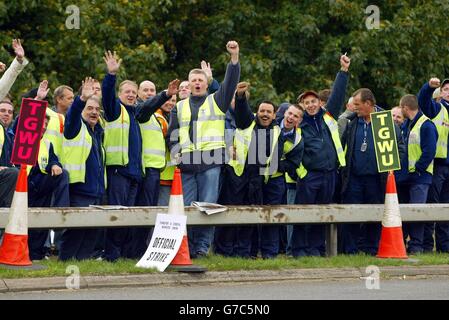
[160, 151, 176, 181]
[431, 105, 449, 159]
[27, 139, 50, 175]
[154, 111, 175, 181]
[63, 122, 93, 183]
[44, 108, 64, 160]
[408, 114, 434, 175]
[228, 121, 281, 183]
[0, 125, 4, 159]
[103, 105, 130, 166]
[299, 112, 346, 179]
[177, 94, 225, 153]
[271, 127, 302, 182]
[140, 114, 166, 169]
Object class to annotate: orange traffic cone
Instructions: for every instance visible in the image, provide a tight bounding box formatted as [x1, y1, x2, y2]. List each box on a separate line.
[0, 166, 32, 266]
[168, 168, 206, 272]
[376, 171, 408, 259]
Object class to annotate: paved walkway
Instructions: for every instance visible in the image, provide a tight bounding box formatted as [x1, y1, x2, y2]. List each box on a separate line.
[1, 265, 449, 293]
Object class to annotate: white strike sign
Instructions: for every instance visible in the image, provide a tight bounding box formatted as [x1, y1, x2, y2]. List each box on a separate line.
[136, 213, 186, 272]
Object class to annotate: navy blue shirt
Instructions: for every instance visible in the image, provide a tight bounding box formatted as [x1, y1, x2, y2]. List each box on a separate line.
[64, 96, 105, 198]
[300, 71, 348, 172]
[352, 118, 378, 176]
[102, 73, 142, 181]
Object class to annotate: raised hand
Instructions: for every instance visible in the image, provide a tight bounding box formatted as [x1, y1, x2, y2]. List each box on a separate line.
[167, 79, 180, 97]
[429, 77, 441, 89]
[236, 81, 250, 98]
[103, 50, 122, 75]
[12, 39, 25, 64]
[226, 41, 239, 64]
[80, 77, 96, 101]
[201, 60, 213, 83]
[36, 80, 50, 100]
[340, 53, 351, 72]
[0, 62, 5, 73]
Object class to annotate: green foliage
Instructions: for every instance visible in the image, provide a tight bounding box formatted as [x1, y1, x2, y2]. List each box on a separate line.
[0, 0, 448, 108]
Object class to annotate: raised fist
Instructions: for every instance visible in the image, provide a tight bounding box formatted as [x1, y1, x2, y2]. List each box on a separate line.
[429, 77, 441, 89]
[236, 81, 250, 99]
[340, 54, 351, 72]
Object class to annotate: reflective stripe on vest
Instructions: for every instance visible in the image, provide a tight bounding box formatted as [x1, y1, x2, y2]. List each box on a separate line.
[228, 121, 281, 182]
[431, 105, 449, 159]
[154, 111, 175, 181]
[140, 114, 166, 169]
[62, 122, 92, 183]
[0, 125, 4, 159]
[177, 94, 225, 153]
[323, 112, 346, 167]
[44, 109, 64, 160]
[298, 112, 345, 179]
[160, 150, 176, 181]
[408, 114, 434, 175]
[27, 139, 50, 175]
[273, 127, 302, 180]
[103, 105, 130, 166]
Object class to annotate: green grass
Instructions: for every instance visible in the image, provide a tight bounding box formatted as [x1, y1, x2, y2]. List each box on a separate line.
[195, 253, 449, 271]
[0, 253, 448, 279]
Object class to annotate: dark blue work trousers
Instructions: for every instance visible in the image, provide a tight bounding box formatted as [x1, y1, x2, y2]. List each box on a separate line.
[291, 171, 336, 257]
[104, 168, 139, 262]
[425, 164, 449, 252]
[258, 176, 286, 258]
[400, 183, 430, 254]
[214, 165, 262, 258]
[28, 170, 70, 260]
[131, 167, 160, 259]
[59, 194, 103, 261]
[340, 174, 383, 255]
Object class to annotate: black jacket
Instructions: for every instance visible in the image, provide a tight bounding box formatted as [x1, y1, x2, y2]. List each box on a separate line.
[340, 107, 405, 196]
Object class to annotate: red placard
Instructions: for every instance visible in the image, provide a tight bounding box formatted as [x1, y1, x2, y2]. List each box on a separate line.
[11, 98, 48, 166]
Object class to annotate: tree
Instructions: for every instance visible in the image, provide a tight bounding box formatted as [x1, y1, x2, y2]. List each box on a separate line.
[1, 0, 448, 109]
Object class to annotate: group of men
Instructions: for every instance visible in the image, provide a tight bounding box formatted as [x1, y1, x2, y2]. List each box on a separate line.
[1, 38, 449, 262]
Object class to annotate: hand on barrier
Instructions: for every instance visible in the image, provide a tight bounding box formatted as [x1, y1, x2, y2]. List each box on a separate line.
[174, 152, 182, 165]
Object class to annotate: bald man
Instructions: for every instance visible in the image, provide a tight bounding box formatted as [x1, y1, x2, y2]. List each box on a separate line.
[138, 80, 156, 101]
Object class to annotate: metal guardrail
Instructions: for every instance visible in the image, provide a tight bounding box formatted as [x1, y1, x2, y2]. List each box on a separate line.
[1, 204, 448, 257]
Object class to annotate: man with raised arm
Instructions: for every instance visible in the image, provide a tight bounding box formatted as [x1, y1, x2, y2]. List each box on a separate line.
[167, 41, 240, 258]
[290, 54, 350, 257]
[418, 77, 449, 253]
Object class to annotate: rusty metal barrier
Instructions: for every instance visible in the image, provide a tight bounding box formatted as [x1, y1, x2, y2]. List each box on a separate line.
[1, 204, 448, 257]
